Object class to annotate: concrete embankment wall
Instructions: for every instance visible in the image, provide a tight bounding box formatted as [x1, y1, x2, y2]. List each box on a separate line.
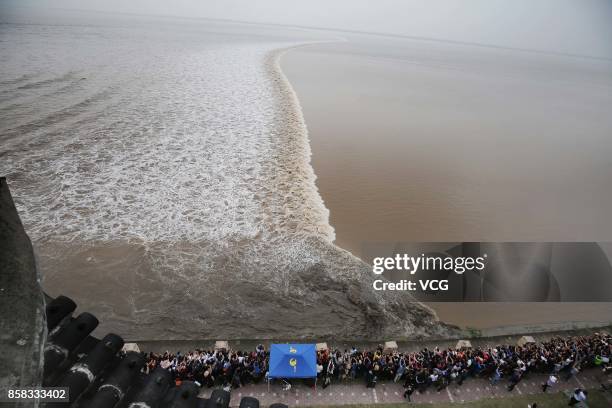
[0, 177, 46, 405]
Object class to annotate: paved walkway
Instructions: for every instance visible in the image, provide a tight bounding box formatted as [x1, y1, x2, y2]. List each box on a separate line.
[198, 368, 610, 406]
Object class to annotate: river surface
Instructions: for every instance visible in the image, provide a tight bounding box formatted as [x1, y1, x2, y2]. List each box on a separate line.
[281, 33, 612, 329]
[0, 9, 448, 340]
[282, 36, 612, 257]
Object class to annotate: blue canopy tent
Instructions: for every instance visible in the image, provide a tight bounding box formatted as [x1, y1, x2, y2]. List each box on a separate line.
[268, 344, 317, 390]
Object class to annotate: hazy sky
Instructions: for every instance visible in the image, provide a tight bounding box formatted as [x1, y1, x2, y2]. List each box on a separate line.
[4, 0, 612, 58]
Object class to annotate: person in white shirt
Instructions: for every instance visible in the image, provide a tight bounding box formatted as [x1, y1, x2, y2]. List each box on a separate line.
[568, 388, 587, 405]
[541, 374, 557, 392]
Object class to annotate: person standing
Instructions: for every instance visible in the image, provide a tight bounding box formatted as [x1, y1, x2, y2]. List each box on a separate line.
[565, 364, 580, 381]
[366, 369, 376, 388]
[403, 383, 415, 402]
[395, 356, 406, 383]
[507, 368, 522, 391]
[490, 365, 503, 385]
[542, 374, 557, 392]
[568, 388, 587, 406]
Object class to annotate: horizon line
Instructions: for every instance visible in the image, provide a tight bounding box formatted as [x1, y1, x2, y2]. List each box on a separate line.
[5, 4, 612, 62]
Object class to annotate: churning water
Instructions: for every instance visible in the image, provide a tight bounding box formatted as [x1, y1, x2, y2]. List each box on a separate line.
[0, 10, 447, 340]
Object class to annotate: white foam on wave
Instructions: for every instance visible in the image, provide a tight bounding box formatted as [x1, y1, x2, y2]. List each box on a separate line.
[1, 33, 335, 247]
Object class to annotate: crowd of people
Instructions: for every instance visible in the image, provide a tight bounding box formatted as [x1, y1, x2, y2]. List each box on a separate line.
[144, 344, 268, 389]
[143, 332, 610, 402]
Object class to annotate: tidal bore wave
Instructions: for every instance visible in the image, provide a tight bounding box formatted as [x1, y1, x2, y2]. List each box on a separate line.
[0, 18, 450, 340]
